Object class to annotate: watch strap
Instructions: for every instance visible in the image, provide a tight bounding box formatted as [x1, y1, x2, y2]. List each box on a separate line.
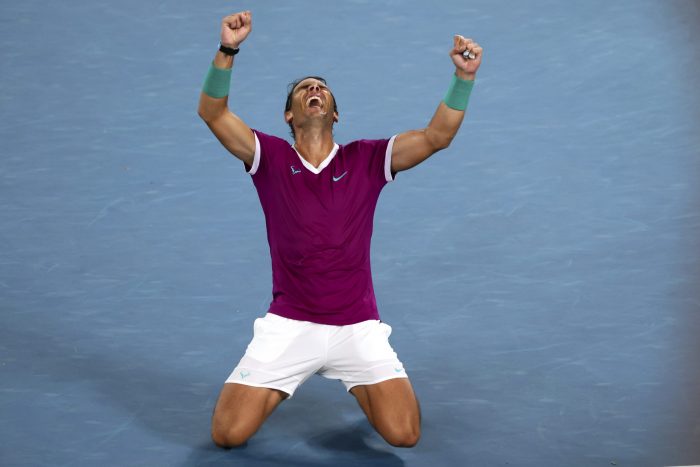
[219, 44, 240, 56]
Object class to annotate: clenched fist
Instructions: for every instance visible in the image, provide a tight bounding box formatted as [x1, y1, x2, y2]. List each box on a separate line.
[450, 35, 483, 79]
[221, 11, 252, 49]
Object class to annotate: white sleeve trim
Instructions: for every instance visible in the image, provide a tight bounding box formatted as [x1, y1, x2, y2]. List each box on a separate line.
[247, 132, 261, 175]
[384, 135, 397, 182]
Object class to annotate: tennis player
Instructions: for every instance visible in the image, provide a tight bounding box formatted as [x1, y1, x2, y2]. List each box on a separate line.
[198, 10, 482, 448]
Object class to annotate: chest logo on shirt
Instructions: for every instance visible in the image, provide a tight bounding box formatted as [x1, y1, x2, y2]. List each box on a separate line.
[333, 171, 348, 182]
[290, 165, 301, 175]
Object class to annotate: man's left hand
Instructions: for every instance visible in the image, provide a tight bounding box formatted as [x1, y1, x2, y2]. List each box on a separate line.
[450, 35, 483, 80]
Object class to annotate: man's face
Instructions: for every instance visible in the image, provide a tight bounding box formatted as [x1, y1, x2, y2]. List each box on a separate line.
[285, 78, 338, 129]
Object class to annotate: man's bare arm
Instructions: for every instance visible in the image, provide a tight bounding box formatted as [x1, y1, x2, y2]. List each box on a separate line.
[391, 36, 483, 174]
[198, 11, 255, 167]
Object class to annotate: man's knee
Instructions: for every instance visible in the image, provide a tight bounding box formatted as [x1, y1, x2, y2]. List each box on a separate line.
[383, 424, 421, 448]
[211, 423, 251, 448]
[210, 383, 286, 448]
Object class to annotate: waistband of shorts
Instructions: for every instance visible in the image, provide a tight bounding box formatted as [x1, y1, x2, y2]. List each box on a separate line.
[265, 312, 379, 328]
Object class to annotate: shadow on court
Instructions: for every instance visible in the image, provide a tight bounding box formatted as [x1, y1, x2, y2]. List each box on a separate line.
[184, 422, 405, 467]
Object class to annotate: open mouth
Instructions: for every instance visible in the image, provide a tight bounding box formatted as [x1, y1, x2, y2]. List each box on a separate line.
[306, 96, 323, 108]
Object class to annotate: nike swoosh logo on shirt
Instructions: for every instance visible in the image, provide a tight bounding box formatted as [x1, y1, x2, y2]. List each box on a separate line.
[333, 171, 348, 182]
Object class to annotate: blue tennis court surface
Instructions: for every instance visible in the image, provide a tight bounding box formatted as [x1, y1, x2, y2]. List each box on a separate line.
[1, 1, 699, 465]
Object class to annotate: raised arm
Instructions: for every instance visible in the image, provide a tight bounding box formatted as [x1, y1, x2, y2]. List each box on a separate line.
[390, 35, 483, 174]
[198, 11, 256, 167]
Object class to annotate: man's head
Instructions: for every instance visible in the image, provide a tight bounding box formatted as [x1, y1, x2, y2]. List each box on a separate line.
[284, 76, 339, 138]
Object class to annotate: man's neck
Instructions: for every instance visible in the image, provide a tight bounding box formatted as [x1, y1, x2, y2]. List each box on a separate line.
[293, 127, 335, 168]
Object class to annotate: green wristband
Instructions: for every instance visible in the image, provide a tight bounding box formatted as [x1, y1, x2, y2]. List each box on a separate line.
[443, 74, 474, 111]
[202, 62, 232, 98]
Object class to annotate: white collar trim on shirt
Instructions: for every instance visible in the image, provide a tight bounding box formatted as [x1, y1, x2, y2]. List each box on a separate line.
[292, 143, 340, 175]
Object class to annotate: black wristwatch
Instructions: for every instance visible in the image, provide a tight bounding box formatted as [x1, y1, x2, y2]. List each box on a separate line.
[219, 43, 240, 56]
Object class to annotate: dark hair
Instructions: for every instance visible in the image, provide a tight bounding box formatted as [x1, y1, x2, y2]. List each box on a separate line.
[285, 76, 339, 138]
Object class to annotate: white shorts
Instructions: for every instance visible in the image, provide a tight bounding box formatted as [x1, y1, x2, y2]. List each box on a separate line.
[225, 313, 408, 398]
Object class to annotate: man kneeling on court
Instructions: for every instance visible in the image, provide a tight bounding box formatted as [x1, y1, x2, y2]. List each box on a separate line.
[197, 10, 482, 448]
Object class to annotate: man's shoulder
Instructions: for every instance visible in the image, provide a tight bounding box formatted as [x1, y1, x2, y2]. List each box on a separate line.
[342, 137, 390, 153]
[252, 129, 292, 149]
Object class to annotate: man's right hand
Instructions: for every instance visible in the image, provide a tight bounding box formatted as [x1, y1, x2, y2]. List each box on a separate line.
[221, 11, 252, 48]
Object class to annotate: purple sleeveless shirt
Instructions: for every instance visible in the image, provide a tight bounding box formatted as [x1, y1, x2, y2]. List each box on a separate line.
[245, 130, 396, 325]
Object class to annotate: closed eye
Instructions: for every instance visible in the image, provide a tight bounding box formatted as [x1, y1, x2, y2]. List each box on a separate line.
[297, 83, 328, 92]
